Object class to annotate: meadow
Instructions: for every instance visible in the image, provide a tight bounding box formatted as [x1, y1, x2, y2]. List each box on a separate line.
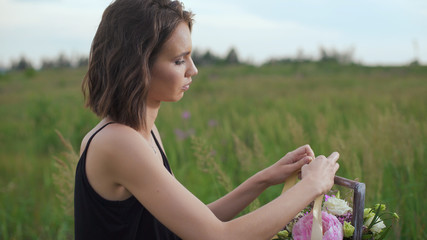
[0, 62, 426, 239]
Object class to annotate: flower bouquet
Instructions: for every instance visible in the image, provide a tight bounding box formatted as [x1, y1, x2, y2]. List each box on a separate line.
[274, 176, 399, 240]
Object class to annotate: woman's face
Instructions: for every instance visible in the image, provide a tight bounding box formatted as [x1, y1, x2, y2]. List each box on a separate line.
[148, 22, 198, 103]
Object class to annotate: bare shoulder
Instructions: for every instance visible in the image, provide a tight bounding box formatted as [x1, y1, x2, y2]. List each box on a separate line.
[81, 121, 156, 200]
[86, 122, 149, 159]
[80, 122, 141, 156]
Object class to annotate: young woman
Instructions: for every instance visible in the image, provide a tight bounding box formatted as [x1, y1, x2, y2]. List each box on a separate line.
[75, 0, 340, 239]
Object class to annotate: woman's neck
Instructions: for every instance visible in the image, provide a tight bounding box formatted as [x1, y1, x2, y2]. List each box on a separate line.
[102, 100, 161, 141]
[142, 99, 161, 139]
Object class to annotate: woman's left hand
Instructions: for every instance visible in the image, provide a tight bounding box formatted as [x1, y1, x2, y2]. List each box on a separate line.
[259, 144, 315, 187]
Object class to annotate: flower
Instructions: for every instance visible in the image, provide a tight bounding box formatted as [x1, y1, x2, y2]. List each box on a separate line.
[343, 221, 355, 238]
[208, 119, 218, 127]
[324, 194, 335, 202]
[336, 211, 352, 226]
[277, 230, 289, 238]
[181, 111, 191, 120]
[292, 211, 343, 240]
[174, 128, 187, 140]
[374, 203, 386, 211]
[323, 196, 352, 216]
[286, 211, 305, 233]
[275, 192, 398, 239]
[363, 208, 374, 219]
[393, 212, 399, 220]
[364, 215, 386, 234]
[174, 128, 195, 140]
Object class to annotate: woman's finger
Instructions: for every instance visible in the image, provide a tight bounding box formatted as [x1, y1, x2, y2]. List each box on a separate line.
[327, 152, 340, 163]
[290, 156, 312, 170]
[305, 145, 315, 158]
[334, 163, 340, 173]
[288, 144, 315, 160]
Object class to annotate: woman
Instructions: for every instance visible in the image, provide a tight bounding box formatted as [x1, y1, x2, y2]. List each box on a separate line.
[75, 0, 340, 239]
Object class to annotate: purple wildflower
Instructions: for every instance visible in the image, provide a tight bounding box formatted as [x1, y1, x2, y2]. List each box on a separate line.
[181, 111, 191, 120]
[208, 119, 218, 127]
[336, 212, 353, 226]
[174, 128, 195, 140]
[174, 128, 187, 140]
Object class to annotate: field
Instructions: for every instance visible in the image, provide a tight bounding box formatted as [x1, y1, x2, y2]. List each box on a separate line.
[0, 62, 426, 239]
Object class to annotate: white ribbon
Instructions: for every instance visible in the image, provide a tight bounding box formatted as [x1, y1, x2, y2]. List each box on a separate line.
[281, 171, 324, 240]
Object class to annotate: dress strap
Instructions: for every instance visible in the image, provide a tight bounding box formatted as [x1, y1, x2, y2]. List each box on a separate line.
[151, 131, 172, 173]
[83, 122, 115, 153]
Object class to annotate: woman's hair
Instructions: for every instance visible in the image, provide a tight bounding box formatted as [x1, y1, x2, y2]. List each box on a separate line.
[82, 0, 194, 130]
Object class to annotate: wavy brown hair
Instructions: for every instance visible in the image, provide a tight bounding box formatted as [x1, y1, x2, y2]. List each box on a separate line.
[82, 0, 194, 130]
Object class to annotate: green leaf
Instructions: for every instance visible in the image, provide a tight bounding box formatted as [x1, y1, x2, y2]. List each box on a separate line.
[362, 233, 374, 239]
[376, 226, 392, 240]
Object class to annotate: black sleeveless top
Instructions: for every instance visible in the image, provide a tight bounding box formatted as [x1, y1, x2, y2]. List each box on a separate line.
[74, 122, 181, 240]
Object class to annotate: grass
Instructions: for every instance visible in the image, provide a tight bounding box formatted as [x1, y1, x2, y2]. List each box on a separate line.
[0, 62, 426, 239]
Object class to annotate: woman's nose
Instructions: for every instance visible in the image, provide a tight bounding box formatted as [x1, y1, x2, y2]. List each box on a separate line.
[186, 58, 198, 77]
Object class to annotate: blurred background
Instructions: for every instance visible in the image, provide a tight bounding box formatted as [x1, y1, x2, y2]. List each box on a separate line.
[0, 0, 426, 239]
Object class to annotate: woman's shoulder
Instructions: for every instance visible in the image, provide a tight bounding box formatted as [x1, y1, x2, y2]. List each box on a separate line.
[79, 121, 145, 156]
[80, 121, 158, 183]
[79, 121, 156, 201]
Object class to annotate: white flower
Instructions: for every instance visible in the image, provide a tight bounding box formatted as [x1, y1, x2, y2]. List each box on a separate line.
[323, 196, 352, 216]
[364, 216, 386, 234]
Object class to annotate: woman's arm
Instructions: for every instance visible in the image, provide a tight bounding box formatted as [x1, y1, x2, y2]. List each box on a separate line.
[207, 145, 315, 221]
[98, 126, 338, 240]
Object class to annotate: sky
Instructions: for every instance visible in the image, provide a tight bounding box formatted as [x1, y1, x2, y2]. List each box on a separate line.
[1, 0, 426, 68]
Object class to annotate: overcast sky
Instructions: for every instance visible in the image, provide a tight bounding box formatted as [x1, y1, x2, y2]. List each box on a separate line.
[1, 0, 426, 67]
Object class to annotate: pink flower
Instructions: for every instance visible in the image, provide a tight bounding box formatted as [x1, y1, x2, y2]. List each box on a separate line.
[181, 111, 191, 120]
[208, 119, 218, 127]
[293, 211, 343, 240]
[174, 128, 195, 140]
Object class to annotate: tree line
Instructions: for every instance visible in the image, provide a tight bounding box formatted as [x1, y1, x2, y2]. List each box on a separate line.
[2, 46, 362, 73]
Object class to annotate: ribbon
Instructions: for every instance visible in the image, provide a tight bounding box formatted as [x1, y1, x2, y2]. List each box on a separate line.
[311, 195, 324, 240]
[281, 171, 323, 240]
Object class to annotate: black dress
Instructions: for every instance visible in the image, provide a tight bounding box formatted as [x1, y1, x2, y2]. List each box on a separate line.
[74, 122, 181, 240]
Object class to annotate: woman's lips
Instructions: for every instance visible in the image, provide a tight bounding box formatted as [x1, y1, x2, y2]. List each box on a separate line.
[182, 80, 192, 91]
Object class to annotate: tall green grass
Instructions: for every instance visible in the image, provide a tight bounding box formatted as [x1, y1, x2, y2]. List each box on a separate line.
[0, 63, 425, 239]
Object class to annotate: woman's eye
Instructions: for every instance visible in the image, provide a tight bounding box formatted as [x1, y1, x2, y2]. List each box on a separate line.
[175, 59, 185, 65]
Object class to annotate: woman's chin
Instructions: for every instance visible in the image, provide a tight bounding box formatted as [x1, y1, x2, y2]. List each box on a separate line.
[164, 93, 185, 102]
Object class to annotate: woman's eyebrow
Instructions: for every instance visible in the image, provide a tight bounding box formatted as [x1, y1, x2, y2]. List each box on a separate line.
[174, 51, 191, 58]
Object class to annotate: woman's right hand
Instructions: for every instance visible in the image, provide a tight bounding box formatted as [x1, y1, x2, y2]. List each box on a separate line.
[301, 152, 340, 195]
